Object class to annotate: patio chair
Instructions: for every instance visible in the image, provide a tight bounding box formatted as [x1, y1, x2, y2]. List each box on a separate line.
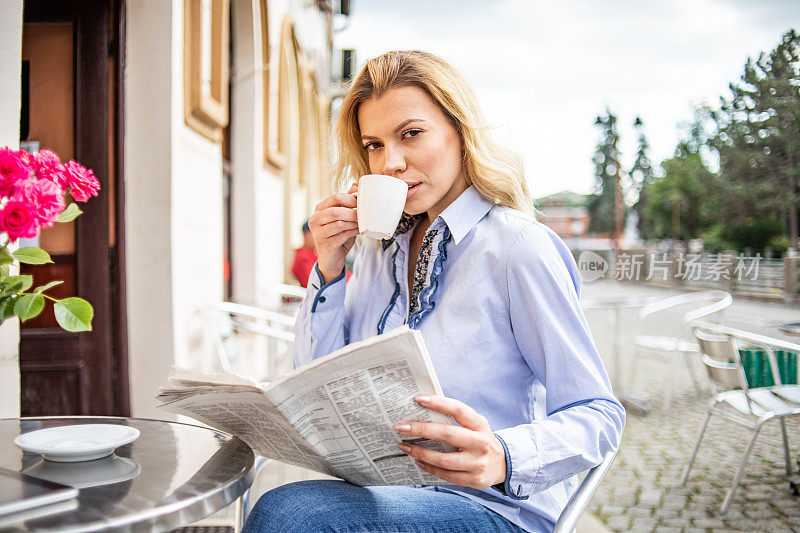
[681, 326, 800, 514]
[628, 290, 732, 409]
[205, 301, 296, 382]
[553, 449, 618, 533]
[205, 302, 298, 531]
[259, 283, 307, 317]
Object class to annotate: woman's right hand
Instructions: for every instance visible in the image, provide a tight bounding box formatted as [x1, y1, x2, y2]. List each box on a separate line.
[309, 182, 359, 284]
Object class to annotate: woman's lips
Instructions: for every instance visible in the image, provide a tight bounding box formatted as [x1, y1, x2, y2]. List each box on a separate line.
[406, 183, 421, 201]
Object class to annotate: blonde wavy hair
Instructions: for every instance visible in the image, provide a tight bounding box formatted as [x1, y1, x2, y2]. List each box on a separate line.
[332, 50, 533, 213]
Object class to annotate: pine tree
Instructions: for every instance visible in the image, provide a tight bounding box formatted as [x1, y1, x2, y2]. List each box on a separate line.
[587, 109, 622, 237]
[630, 117, 655, 237]
[710, 29, 800, 248]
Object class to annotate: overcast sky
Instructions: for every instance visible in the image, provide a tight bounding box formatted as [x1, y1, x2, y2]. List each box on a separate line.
[336, 0, 799, 198]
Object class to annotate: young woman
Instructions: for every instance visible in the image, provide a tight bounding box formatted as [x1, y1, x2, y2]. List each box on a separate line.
[243, 50, 624, 533]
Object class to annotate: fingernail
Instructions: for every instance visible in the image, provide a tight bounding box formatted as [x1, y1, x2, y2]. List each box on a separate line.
[397, 443, 411, 453]
[415, 395, 431, 403]
[394, 423, 411, 432]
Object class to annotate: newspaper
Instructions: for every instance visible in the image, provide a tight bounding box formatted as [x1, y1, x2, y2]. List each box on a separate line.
[157, 326, 456, 486]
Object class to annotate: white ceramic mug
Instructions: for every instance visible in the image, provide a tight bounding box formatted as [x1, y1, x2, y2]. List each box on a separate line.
[356, 174, 409, 240]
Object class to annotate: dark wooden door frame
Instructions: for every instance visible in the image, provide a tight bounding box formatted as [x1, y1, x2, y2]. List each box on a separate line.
[22, 0, 129, 416]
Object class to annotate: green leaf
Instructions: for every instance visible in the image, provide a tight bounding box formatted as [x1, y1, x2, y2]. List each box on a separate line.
[54, 297, 93, 332]
[0, 247, 13, 266]
[1, 276, 27, 295]
[14, 293, 44, 322]
[33, 280, 64, 294]
[57, 203, 82, 223]
[0, 264, 9, 277]
[1, 297, 15, 320]
[12, 247, 52, 265]
[17, 275, 32, 292]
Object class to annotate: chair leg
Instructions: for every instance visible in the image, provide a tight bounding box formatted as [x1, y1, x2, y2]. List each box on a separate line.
[626, 344, 642, 396]
[234, 495, 244, 533]
[781, 418, 793, 476]
[720, 424, 762, 514]
[683, 351, 703, 395]
[681, 403, 715, 486]
[664, 353, 681, 410]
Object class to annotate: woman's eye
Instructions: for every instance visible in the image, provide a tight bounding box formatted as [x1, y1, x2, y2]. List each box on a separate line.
[363, 142, 381, 151]
[403, 129, 423, 139]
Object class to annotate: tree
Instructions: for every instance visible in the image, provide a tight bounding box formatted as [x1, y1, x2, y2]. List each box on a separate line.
[630, 117, 656, 237]
[637, 143, 714, 241]
[587, 109, 623, 237]
[709, 29, 800, 248]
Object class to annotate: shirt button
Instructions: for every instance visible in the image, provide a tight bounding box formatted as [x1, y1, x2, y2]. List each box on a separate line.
[319, 296, 326, 303]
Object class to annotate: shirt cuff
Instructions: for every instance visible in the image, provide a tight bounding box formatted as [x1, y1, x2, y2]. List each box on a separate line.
[309, 264, 346, 313]
[492, 432, 529, 500]
[494, 427, 541, 500]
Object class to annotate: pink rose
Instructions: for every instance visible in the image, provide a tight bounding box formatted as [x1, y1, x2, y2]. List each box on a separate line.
[0, 200, 39, 242]
[12, 179, 65, 228]
[34, 179, 65, 227]
[65, 160, 100, 202]
[33, 149, 68, 191]
[0, 148, 32, 198]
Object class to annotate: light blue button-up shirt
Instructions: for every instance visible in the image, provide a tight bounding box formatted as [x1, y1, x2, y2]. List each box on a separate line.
[294, 185, 625, 533]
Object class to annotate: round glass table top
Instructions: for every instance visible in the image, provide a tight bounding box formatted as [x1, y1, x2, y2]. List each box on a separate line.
[0, 416, 254, 532]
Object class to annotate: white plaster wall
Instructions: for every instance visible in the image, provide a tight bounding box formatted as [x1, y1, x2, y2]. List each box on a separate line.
[237, 0, 331, 301]
[0, 1, 23, 418]
[170, 127, 224, 372]
[169, 0, 224, 376]
[125, 0, 333, 417]
[125, 0, 177, 419]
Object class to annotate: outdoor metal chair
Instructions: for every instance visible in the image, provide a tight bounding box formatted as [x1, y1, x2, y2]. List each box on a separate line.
[553, 449, 618, 533]
[205, 301, 299, 531]
[681, 324, 800, 514]
[205, 301, 296, 382]
[258, 283, 307, 317]
[628, 290, 732, 409]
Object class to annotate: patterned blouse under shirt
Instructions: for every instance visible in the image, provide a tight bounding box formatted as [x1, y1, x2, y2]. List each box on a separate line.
[381, 212, 439, 317]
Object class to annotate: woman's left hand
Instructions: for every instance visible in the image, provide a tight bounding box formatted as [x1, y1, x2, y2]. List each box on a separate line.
[394, 395, 507, 490]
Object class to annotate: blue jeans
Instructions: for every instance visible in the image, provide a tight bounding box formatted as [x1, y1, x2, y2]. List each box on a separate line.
[242, 480, 529, 532]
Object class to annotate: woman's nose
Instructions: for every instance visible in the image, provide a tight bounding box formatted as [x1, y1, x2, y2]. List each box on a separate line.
[381, 144, 406, 176]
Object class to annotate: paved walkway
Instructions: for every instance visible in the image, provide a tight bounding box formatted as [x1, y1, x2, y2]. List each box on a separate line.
[582, 280, 800, 532]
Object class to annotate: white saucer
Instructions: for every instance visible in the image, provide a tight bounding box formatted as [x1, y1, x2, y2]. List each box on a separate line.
[23, 454, 141, 488]
[14, 424, 140, 462]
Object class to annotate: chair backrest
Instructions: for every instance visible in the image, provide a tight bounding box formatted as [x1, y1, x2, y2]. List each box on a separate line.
[259, 283, 307, 316]
[553, 449, 618, 533]
[206, 306, 240, 374]
[682, 291, 733, 326]
[693, 327, 747, 393]
[205, 302, 296, 380]
[637, 291, 732, 340]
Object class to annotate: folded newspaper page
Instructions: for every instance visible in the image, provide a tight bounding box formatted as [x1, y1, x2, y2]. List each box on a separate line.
[157, 326, 456, 485]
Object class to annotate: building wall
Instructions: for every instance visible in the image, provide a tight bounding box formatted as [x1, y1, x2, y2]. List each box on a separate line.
[126, 0, 333, 418]
[125, 0, 179, 418]
[0, 1, 23, 418]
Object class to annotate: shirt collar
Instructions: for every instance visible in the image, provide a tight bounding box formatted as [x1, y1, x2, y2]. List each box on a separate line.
[381, 185, 494, 250]
[437, 185, 494, 245]
[381, 212, 425, 251]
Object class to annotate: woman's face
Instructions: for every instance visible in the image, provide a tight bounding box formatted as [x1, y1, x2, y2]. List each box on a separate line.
[357, 85, 468, 220]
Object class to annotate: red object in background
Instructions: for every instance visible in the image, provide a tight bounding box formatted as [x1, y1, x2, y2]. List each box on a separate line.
[291, 247, 318, 288]
[291, 247, 353, 287]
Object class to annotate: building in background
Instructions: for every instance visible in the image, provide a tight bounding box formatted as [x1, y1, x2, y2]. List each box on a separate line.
[536, 190, 624, 251]
[0, 0, 349, 419]
[537, 191, 590, 238]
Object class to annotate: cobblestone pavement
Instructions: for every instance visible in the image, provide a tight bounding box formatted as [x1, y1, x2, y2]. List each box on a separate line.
[582, 281, 800, 532]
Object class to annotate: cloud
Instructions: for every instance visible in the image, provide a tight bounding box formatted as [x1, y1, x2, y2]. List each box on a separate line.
[338, 0, 799, 196]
